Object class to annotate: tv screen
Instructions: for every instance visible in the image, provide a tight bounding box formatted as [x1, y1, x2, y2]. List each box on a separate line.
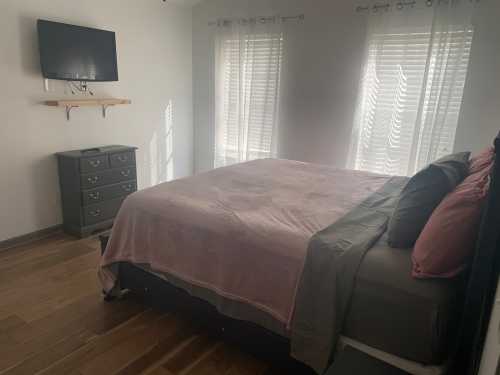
[37, 20, 118, 82]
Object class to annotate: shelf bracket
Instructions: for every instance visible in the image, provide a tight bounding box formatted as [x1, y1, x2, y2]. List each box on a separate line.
[102, 105, 111, 118]
[65, 105, 79, 121]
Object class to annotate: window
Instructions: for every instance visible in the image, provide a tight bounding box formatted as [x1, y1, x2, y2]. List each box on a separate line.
[215, 26, 283, 168]
[349, 7, 473, 176]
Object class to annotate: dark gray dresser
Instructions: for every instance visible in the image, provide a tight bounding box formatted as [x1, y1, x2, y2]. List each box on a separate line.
[56, 145, 138, 237]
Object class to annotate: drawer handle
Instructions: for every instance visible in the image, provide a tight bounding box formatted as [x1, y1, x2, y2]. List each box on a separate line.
[87, 176, 99, 184]
[122, 184, 134, 192]
[89, 192, 101, 200]
[117, 155, 129, 162]
[89, 160, 101, 168]
[121, 170, 131, 177]
[89, 209, 101, 217]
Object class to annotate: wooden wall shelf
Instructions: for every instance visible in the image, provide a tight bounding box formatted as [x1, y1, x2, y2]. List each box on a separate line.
[44, 98, 131, 121]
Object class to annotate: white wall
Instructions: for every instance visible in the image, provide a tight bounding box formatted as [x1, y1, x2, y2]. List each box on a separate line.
[455, 0, 500, 154]
[193, 0, 500, 173]
[0, 0, 193, 241]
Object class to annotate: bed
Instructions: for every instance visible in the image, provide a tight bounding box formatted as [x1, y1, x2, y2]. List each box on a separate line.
[100, 135, 500, 375]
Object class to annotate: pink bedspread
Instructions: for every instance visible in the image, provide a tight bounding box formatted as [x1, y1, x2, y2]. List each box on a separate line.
[100, 159, 389, 327]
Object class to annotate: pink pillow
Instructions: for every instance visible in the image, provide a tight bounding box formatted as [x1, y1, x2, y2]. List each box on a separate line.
[412, 155, 493, 279]
[469, 147, 494, 174]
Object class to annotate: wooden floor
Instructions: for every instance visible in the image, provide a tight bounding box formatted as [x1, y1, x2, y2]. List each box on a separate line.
[0, 233, 278, 375]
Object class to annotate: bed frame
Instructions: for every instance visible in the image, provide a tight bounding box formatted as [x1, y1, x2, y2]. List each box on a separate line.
[115, 262, 314, 373]
[103, 133, 500, 375]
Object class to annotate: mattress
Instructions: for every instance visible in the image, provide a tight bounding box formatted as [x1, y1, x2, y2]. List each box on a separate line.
[344, 235, 465, 365]
[100, 158, 391, 328]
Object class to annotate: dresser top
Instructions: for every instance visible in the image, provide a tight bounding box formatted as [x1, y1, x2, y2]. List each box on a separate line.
[56, 145, 138, 159]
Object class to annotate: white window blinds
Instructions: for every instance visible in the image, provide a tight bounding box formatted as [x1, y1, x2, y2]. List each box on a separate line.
[416, 28, 473, 170]
[349, 2, 474, 176]
[215, 21, 283, 168]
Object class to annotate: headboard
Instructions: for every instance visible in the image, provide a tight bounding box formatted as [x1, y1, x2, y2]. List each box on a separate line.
[450, 132, 500, 375]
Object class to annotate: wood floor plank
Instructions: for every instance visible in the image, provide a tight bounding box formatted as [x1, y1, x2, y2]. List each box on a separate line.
[0, 249, 99, 298]
[224, 350, 269, 375]
[184, 345, 237, 375]
[0, 315, 25, 332]
[0, 295, 147, 371]
[0, 298, 105, 371]
[85, 297, 149, 336]
[78, 313, 177, 375]
[14, 269, 101, 322]
[6, 291, 101, 343]
[148, 367, 175, 375]
[0, 232, 71, 261]
[184, 344, 269, 375]
[38, 309, 161, 375]
[115, 318, 201, 375]
[0, 235, 281, 375]
[0, 251, 103, 323]
[0, 331, 16, 349]
[0, 242, 96, 284]
[8, 291, 145, 344]
[163, 334, 218, 375]
[1, 329, 94, 375]
[0, 319, 92, 371]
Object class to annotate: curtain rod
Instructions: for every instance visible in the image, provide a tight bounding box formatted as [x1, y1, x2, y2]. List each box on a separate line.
[356, 0, 479, 13]
[208, 14, 304, 26]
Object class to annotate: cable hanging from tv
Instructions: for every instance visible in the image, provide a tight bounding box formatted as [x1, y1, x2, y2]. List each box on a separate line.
[67, 81, 94, 96]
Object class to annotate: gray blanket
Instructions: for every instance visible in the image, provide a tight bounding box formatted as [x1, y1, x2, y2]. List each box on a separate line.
[291, 176, 409, 373]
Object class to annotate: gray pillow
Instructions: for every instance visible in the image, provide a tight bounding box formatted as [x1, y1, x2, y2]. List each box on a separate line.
[387, 152, 471, 248]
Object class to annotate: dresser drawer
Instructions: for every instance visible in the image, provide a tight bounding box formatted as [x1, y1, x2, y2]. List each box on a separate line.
[83, 197, 126, 226]
[110, 151, 136, 168]
[82, 180, 137, 206]
[80, 155, 110, 174]
[81, 166, 137, 189]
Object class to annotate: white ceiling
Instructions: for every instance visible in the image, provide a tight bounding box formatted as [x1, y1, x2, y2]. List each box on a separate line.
[166, 0, 203, 7]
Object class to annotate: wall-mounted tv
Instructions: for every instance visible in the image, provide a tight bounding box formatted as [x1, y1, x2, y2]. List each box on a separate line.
[37, 20, 118, 82]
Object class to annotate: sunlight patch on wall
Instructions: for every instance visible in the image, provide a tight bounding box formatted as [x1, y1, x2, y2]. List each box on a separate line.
[164, 100, 174, 182]
[149, 100, 174, 186]
[149, 131, 159, 186]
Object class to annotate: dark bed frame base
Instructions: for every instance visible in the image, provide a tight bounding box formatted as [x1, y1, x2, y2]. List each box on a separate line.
[115, 261, 314, 374]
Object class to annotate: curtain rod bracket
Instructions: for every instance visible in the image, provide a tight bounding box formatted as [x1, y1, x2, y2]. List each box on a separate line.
[209, 14, 304, 26]
[356, 0, 479, 13]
